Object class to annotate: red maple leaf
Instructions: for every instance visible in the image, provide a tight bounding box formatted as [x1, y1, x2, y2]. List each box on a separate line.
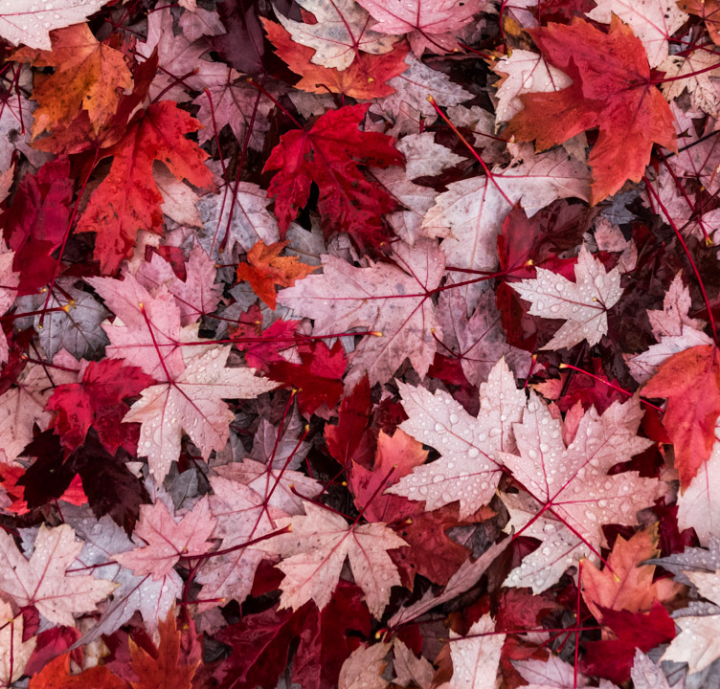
[581, 603, 676, 683]
[47, 358, 156, 455]
[642, 344, 720, 487]
[1, 157, 73, 295]
[263, 103, 404, 247]
[75, 101, 215, 274]
[505, 16, 676, 204]
[268, 340, 346, 416]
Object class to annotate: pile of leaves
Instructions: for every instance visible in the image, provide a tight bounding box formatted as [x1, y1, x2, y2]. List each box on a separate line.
[5, 0, 720, 687]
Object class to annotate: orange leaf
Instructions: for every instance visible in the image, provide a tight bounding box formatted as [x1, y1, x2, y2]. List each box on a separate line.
[237, 240, 318, 310]
[505, 16, 676, 204]
[13, 24, 133, 136]
[263, 19, 409, 100]
[642, 344, 720, 487]
[581, 525, 682, 622]
[29, 654, 128, 689]
[130, 610, 200, 689]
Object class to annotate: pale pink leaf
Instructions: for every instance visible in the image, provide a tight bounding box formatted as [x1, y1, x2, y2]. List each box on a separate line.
[339, 643, 390, 689]
[0, 524, 117, 626]
[260, 502, 407, 619]
[447, 614, 504, 689]
[135, 244, 223, 326]
[500, 394, 659, 592]
[511, 246, 623, 350]
[386, 358, 525, 518]
[355, 0, 481, 56]
[123, 346, 278, 483]
[274, 0, 398, 71]
[0, 0, 109, 49]
[0, 600, 35, 685]
[278, 238, 445, 389]
[116, 497, 216, 579]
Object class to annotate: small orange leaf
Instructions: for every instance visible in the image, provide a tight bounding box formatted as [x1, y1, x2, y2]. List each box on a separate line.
[237, 240, 318, 310]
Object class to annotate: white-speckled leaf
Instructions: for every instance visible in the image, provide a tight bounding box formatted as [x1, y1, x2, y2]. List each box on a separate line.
[500, 394, 660, 592]
[0, 0, 109, 49]
[386, 358, 526, 519]
[259, 502, 406, 619]
[0, 524, 117, 626]
[511, 246, 623, 350]
[278, 239, 444, 389]
[124, 346, 278, 483]
[448, 615, 504, 689]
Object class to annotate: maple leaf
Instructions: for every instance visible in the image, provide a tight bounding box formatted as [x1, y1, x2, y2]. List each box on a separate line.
[0, 351, 78, 465]
[237, 240, 318, 310]
[195, 474, 288, 608]
[15, 281, 110, 360]
[0, 0, 109, 49]
[263, 19, 410, 100]
[75, 101, 215, 274]
[339, 643, 390, 689]
[129, 609, 200, 689]
[87, 274, 186, 381]
[505, 16, 677, 204]
[446, 614, 505, 689]
[0, 599, 35, 686]
[268, 340, 346, 417]
[135, 244, 223, 327]
[47, 358, 156, 454]
[393, 639, 434, 689]
[581, 603, 676, 683]
[510, 246, 623, 350]
[13, 24, 132, 136]
[28, 654, 126, 689]
[260, 501, 407, 619]
[264, 103, 404, 246]
[643, 345, 720, 487]
[386, 358, 525, 519]
[116, 497, 216, 579]
[123, 346, 278, 484]
[273, 0, 398, 71]
[1, 156, 73, 296]
[279, 238, 444, 388]
[0, 524, 117, 626]
[355, 0, 481, 56]
[581, 524, 682, 622]
[500, 394, 660, 592]
[677, 435, 720, 546]
[64, 506, 181, 642]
